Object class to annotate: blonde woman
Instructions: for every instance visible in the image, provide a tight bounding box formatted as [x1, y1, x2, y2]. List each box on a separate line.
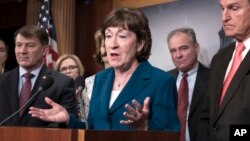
[54, 54, 84, 80]
[54, 54, 86, 121]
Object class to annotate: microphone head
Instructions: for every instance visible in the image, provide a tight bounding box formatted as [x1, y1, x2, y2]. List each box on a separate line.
[75, 76, 85, 90]
[40, 76, 54, 90]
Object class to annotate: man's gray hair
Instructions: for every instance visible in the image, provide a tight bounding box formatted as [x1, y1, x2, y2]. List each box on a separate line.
[167, 27, 197, 44]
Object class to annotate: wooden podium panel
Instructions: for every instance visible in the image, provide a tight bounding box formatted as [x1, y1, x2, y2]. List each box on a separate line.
[0, 126, 179, 141]
[0, 126, 83, 141]
[85, 130, 179, 141]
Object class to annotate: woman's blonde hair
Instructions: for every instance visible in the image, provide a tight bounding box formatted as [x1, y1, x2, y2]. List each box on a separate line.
[54, 54, 85, 76]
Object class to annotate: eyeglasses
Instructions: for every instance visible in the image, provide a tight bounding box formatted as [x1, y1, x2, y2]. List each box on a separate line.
[60, 65, 78, 73]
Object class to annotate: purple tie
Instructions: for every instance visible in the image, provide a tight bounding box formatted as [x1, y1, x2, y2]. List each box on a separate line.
[19, 72, 34, 116]
[177, 73, 188, 141]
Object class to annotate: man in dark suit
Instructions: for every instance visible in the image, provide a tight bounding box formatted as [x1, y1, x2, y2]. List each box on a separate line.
[198, 0, 250, 141]
[0, 37, 8, 74]
[167, 27, 209, 141]
[0, 25, 77, 127]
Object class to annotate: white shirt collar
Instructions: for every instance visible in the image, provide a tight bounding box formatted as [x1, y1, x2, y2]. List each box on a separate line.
[19, 64, 43, 77]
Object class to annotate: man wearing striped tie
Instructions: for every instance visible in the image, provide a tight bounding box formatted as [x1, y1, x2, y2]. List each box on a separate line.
[0, 25, 77, 127]
[167, 27, 209, 141]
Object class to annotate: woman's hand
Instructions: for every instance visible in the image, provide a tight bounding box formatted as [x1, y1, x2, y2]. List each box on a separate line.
[120, 97, 150, 131]
[29, 97, 70, 123]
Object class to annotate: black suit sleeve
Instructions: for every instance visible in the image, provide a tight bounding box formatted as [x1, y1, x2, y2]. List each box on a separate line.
[58, 77, 78, 118]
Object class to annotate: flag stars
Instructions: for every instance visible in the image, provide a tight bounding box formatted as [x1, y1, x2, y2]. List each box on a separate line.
[38, 0, 58, 68]
[48, 24, 53, 29]
[42, 17, 47, 22]
[41, 5, 45, 10]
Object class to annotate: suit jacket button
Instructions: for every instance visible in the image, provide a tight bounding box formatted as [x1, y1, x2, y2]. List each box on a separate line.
[213, 124, 219, 130]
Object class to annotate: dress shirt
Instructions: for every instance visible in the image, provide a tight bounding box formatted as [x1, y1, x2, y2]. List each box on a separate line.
[224, 38, 250, 81]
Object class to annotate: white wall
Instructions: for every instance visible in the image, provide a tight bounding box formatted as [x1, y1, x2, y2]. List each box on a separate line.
[141, 0, 221, 71]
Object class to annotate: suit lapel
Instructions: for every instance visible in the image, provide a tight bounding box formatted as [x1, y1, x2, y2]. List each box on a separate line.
[218, 47, 250, 117]
[98, 69, 115, 117]
[213, 44, 235, 114]
[109, 61, 151, 113]
[189, 64, 208, 116]
[31, 65, 51, 95]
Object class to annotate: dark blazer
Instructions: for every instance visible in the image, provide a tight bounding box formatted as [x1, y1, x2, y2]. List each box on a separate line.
[0, 65, 77, 127]
[168, 63, 209, 141]
[68, 61, 180, 131]
[199, 42, 250, 141]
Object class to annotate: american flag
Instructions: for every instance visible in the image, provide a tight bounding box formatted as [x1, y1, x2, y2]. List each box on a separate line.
[38, 0, 59, 68]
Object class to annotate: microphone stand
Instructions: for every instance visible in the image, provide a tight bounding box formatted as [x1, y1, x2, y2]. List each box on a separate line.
[0, 87, 43, 125]
[76, 87, 88, 129]
[77, 87, 85, 120]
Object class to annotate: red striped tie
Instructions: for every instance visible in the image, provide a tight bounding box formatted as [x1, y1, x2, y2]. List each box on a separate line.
[19, 72, 34, 116]
[177, 73, 188, 141]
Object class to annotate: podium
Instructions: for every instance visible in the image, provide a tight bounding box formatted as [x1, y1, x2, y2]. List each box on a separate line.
[0, 126, 179, 141]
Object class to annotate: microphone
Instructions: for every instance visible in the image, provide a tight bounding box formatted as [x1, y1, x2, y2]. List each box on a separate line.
[0, 76, 54, 125]
[74, 76, 87, 123]
[75, 76, 85, 93]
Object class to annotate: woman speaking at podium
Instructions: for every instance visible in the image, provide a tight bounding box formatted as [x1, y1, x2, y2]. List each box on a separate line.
[29, 7, 179, 131]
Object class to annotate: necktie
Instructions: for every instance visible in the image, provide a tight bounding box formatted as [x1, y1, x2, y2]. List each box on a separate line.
[220, 43, 245, 105]
[177, 73, 188, 141]
[19, 72, 34, 116]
